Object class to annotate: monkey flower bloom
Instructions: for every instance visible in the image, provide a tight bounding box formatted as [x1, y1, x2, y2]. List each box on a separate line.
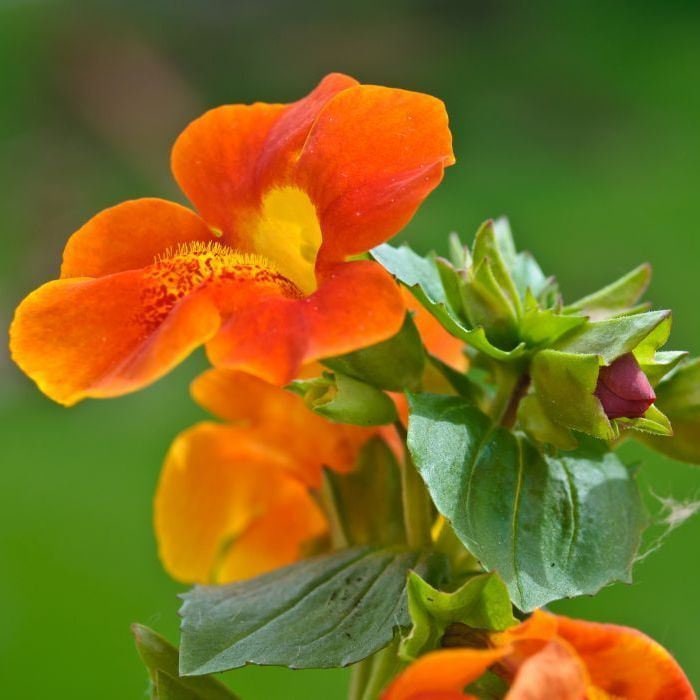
[154, 368, 379, 584]
[595, 353, 656, 419]
[10, 73, 454, 405]
[383, 610, 693, 700]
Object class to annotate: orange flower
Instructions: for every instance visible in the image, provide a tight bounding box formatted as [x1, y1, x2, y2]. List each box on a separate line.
[155, 368, 377, 584]
[10, 73, 454, 406]
[383, 610, 694, 700]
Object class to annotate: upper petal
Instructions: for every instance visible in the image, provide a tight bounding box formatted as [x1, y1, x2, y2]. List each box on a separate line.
[60, 198, 214, 278]
[154, 422, 327, 584]
[381, 648, 509, 700]
[171, 73, 357, 242]
[296, 84, 455, 263]
[191, 368, 374, 486]
[552, 613, 695, 700]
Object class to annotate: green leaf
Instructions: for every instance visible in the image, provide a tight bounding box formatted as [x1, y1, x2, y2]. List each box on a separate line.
[400, 572, 516, 660]
[323, 313, 426, 391]
[289, 372, 397, 426]
[323, 437, 405, 546]
[406, 394, 647, 611]
[529, 349, 613, 439]
[179, 546, 446, 675]
[132, 625, 238, 700]
[564, 264, 651, 318]
[554, 310, 671, 363]
[372, 243, 526, 362]
[640, 358, 700, 464]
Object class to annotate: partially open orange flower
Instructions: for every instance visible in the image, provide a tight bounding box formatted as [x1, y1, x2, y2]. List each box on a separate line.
[383, 610, 694, 700]
[155, 368, 377, 584]
[10, 73, 454, 406]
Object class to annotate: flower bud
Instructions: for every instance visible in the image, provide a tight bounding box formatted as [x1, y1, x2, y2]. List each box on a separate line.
[595, 353, 655, 419]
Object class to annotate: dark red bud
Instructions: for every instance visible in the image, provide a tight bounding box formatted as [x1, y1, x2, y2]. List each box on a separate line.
[595, 353, 656, 419]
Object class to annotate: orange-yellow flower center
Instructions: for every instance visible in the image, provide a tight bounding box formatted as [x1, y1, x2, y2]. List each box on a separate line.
[139, 242, 301, 332]
[252, 187, 323, 295]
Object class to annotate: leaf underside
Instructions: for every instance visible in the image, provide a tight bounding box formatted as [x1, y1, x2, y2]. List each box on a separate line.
[179, 546, 443, 676]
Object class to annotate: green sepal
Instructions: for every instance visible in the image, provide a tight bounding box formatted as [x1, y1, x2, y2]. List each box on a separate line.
[639, 358, 700, 464]
[289, 372, 397, 426]
[406, 393, 647, 611]
[517, 394, 580, 450]
[471, 220, 522, 316]
[400, 572, 516, 661]
[322, 437, 405, 546]
[371, 243, 527, 362]
[564, 263, 651, 318]
[530, 349, 613, 439]
[617, 404, 673, 436]
[554, 310, 671, 362]
[492, 217, 557, 304]
[179, 547, 447, 675]
[323, 313, 425, 392]
[132, 624, 238, 700]
[519, 290, 586, 348]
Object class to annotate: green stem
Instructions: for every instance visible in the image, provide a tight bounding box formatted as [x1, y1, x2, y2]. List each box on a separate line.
[358, 638, 403, 700]
[348, 657, 372, 700]
[315, 473, 349, 549]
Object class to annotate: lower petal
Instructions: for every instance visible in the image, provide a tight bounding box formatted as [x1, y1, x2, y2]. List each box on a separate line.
[304, 260, 405, 362]
[154, 422, 327, 584]
[506, 640, 588, 700]
[9, 272, 220, 406]
[553, 614, 695, 700]
[206, 260, 405, 385]
[191, 368, 375, 486]
[381, 648, 509, 700]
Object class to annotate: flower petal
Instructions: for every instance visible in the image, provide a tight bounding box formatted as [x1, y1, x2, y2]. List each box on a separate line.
[381, 648, 509, 700]
[303, 260, 405, 362]
[9, 273, 220, 406]
[191, 368, 374, 486]
[505, 640, 588, 700]
[296, 84, 455, 263]
[206, 260, 405, 384]
[60, 198, 214, 278]
[171, 73, 357, 241]
[12, 246, 299, 405]
[553, 614, 695, 700]
[154, 422, 327, 584]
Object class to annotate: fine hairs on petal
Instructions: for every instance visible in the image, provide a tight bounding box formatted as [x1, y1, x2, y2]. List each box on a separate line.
[155, 240, 280, 272]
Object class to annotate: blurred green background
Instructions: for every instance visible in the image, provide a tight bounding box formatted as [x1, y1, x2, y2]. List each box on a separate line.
[1, 0, 698, 697]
